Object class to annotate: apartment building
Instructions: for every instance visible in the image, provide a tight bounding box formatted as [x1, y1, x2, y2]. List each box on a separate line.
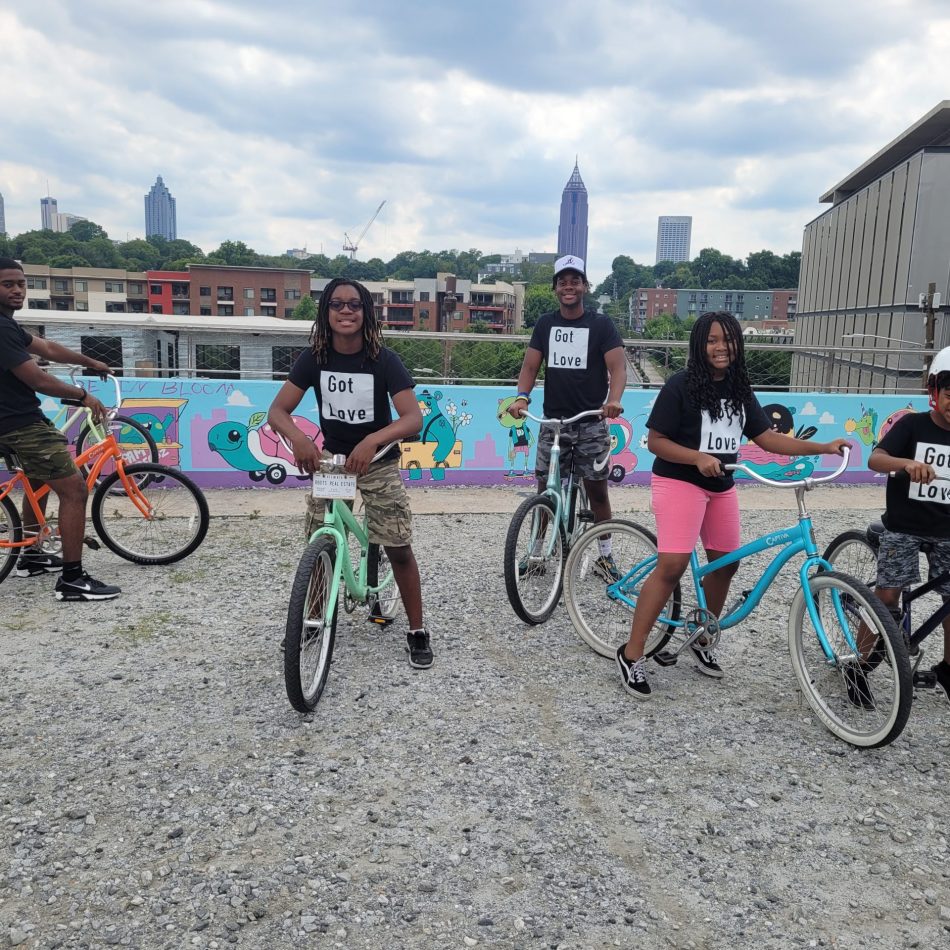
[23, 265, 149, 313]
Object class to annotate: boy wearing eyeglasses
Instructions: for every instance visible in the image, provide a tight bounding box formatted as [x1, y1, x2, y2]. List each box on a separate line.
[510, 255, 627, 581]
[268, 278, 432, 669]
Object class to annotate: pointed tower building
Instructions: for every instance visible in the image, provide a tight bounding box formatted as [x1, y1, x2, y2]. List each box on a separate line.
[145, 176, 177, 241]
[557, 160, 588, 262]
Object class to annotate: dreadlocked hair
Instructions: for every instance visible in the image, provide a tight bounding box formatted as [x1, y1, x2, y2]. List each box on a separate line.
[685, 311, 753, 422]
[309, 278, 383, 364]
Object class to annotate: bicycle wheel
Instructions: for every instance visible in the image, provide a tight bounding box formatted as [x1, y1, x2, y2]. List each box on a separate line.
[822, 530, 878, 588]
[0, 495, 23, 585]
[504, 495, 567, 624]
[563, 519, 681, 658]
[92, 464, 209, 565]
[77, 416, 160, 488]
[367, 542, 401, 623]
[788, 570, 912, 748]
[285, 537, 339, 712]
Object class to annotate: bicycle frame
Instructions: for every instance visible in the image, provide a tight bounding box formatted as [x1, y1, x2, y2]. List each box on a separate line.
[609, 450, 858, 664]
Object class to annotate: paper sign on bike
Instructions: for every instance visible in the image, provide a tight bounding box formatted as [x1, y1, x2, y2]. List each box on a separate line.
[311, 473, 357, 499]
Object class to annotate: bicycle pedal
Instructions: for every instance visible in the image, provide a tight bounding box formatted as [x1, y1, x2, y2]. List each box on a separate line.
[913, 670, 937, 689]
[83, 536, 100, 550]
[652, 650, 679, 667]
[578, 508, 594, 523]
[368, 614, 394, 626]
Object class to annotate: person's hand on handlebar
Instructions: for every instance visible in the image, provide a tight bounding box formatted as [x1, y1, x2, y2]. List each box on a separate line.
[84, 359, 111, 380]
[695, 451, 725, 478]
[346, 437, 379, 476]
[821, 438, 850, 456]
[902, 459, 937, 484]
[84, 392, 108, 425]
[508, 396, 529, 420]
[291, 432, 321, 475]
[601, 399, 623, 420]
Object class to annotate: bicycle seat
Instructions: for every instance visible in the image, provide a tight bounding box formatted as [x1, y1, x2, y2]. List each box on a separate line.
[0, 449, 20, 471]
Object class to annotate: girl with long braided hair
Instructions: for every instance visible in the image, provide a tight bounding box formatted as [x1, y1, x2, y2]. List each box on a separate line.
[615, 311, 848, 699]
[268, 278, 435, 669]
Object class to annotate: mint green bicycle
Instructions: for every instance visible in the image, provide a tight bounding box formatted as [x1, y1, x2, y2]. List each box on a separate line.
[283, 443, 402, 712]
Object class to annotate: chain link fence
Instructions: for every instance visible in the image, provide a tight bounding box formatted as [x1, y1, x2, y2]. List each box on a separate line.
[22, 315, 935, 394]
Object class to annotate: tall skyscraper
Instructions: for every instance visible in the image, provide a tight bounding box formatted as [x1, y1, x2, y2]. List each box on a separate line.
[145, 176, 177, 240]
[41, 196, 58, 230]
[656, 215, 692, 264]
[557, 161, 588, 262]
[0, 190, 5, 235]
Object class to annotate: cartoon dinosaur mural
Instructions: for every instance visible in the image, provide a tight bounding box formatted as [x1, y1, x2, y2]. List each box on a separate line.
[497, 396, 534, 478]
[403, 389, 464, 481]
[844, 402, 914, 448]
[120, 412, 174, 445]
[208, 412, 322, 484]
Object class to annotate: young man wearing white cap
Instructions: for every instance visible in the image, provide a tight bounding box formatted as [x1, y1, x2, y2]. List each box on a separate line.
[510, 255, 627, 580]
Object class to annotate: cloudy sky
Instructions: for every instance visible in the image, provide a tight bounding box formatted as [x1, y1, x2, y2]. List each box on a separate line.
[2, 0, 949, 281]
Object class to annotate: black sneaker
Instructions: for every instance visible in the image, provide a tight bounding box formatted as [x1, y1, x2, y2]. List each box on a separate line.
[843, 662, 875, 709]
[406, 629, 433, 669]
[593, 554, 621, 583]
[616, 644, 651, 699]
[54, 572, 121, 602]
[933, 660, 950, 706]
[689, 641, 723, 678]
[15, 552, 64, 577]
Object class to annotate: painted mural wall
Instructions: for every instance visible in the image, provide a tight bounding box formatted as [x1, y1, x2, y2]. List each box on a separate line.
[37, 375, 926, 488]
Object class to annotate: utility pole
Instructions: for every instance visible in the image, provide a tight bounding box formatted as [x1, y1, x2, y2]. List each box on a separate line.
[920, 282, 941, 387]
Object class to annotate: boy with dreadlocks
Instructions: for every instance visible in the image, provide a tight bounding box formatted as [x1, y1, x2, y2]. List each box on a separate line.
[615, 311, 847, 699]
[268, 278, 432, 669]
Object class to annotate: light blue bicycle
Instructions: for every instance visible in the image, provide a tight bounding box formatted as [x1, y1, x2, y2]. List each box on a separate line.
[563, 447, 914, 748]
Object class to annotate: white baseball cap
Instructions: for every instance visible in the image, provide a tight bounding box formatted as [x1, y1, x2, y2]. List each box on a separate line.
[553, 255, 587, 280]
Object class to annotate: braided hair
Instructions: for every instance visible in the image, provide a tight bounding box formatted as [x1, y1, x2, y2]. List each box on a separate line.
[309, 277, 383, 364]
[685, 311, 753, 422]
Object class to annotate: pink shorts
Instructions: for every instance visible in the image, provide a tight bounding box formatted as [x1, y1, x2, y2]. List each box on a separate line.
[651, 475, 741, 554]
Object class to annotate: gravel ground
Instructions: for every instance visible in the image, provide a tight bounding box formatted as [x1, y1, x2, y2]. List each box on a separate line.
[1, 501, 948, 950]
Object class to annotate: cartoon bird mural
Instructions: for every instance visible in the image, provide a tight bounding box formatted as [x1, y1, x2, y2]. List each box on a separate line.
[208, 412, 321, 484]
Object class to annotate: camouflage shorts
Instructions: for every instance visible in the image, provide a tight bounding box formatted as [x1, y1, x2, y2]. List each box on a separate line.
[305, 457, 413, 547]
[876, 529, 950, 596]
[0, 418, 78, 482]
[535, 418, 611, 482]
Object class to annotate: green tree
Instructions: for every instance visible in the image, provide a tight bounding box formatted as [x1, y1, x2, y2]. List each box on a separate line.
[290, 295, 318, 321]
[522, 285, 558, 328]
[118, 239, 162, 270]
[207, 240, 259, 266]
[68, 220, 109, 242]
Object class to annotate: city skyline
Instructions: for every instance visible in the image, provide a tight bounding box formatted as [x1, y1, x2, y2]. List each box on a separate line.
[145, 175, 177, 241]
[2, 3, 950, 281]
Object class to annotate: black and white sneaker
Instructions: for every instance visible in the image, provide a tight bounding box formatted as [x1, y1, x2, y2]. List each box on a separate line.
[406, 629, 433, 669]
[54, 572, 121, 602]
[843, 662, 875, 709]
[933, 660, 950, 706]
[689, 642, 723, 678]
[616, 644, 651, 699]
[15, 552, 64, 577]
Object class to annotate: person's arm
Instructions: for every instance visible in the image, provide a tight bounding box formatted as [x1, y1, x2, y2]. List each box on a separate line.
[868, 445, 935, 483]
[268, 381, 322, 475]
[752, 429, 849, 457]
[602, 346, 626, 418]
[10, 357, 109, 423]
[346, 388, 423, 475]
[26, 336, 110, 378]
[648, 429, 724, 478]
[510, 347, 543, 420]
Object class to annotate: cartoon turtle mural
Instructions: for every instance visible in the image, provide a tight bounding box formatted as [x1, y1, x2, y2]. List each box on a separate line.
[208, 412, 322, 484]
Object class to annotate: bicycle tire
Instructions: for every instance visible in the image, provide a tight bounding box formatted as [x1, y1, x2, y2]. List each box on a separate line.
[284, 537, 339, 712]
[563, 519, 681, 658]
[788, 570, 912, 748]
[504, 495, 567, 624]
[0, 495, 23, 584]
[77, 415, 160, 489]
[367, 542, 401, 623]
[92, 463, 209, 565]
[822, 531, 878, 589]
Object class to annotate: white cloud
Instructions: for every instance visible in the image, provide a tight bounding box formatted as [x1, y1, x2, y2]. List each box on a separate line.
[227, 390, 252, 407]
[800, 401, 818, 416]
[819, 411, 836, 424]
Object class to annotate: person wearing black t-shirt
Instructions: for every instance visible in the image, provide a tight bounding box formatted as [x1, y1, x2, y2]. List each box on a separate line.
[0, 258, 120, 601]
[867, 348, 950, 705]
[268, 278, 433, 669]
[615, 311, 847, 700]
[510, 255, 627, 580]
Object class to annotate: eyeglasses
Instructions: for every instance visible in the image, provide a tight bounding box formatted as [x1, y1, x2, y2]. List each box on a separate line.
[328, 299, 363, 312]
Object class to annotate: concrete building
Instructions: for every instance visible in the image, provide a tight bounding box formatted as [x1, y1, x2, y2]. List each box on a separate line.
[656, 216, 692, 264]
[145, 176, 177, 241]
[52, 212, 87, 233]
[188, 264, 310, 319]
[0, 190, 5, 235]
[40, 196, 57, 230]
[557, 161, 588, 262]
[480, 250, 557, 280]
[22, 265, 148, 313]
[794, 101, 950, 392]
[629, 286, 794, 330]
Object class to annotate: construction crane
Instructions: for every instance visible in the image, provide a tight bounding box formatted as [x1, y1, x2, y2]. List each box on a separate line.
[343, 200, 386, 259]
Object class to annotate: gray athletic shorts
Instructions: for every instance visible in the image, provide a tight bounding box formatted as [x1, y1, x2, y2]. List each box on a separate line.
[876, 529, 950, 596]
[534, 418, 610, 482]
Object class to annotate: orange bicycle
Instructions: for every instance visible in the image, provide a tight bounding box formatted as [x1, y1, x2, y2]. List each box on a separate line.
[0, 376, 209, 583]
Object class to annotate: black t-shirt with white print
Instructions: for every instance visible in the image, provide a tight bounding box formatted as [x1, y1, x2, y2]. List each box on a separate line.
[527, 310, 623, 418]
[288, 345, 414, 460]
[0, 312, 43, 437]
[877, 411, 950, 539]
[647, 370, 771, 493]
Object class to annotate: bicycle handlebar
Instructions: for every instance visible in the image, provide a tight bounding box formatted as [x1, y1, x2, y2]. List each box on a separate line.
[319, 440, 404, 472]
[725, 444, 851, 489]
[64, 369, 121, 418]
[518, 408, 606, 427]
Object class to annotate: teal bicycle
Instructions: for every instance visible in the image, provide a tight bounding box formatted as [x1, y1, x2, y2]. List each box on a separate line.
[503, 408, 622, 624]
[563, 448, 914, 748]
[283, 443, 402, 712]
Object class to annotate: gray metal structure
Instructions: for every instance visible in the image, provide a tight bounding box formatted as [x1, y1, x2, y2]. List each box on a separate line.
[794, 101, 950, 392]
